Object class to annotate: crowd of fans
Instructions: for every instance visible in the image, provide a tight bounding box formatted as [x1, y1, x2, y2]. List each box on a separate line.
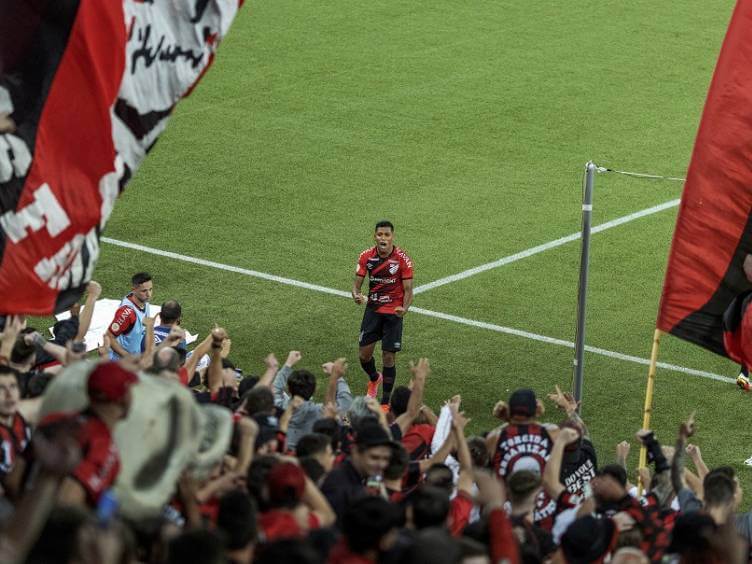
[0, 275, 750, 563]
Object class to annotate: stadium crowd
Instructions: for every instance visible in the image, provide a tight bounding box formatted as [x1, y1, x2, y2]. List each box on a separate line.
[0, 276, 749, 564]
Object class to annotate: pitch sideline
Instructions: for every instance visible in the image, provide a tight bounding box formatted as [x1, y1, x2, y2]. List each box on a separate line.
[101, 236, 732, 385]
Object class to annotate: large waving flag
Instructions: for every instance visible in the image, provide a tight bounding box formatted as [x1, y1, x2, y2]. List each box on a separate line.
[657, 0, 752, 357]
[0, 0, 241, 315]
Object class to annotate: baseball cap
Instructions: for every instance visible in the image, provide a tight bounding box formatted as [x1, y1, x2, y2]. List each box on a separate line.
[508, 388, 536, 417]
[355, 422, 392, 448]
[267, 462, 306, 504]
[87, 361, 138, 402]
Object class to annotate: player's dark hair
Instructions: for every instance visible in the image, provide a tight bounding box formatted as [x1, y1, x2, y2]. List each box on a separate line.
[132, 272, 152, 287]
[288, 369, 316, 401]
[295, 433, 331, 458]
[160, 300, 182, 324]
[375, 220, 394, 232]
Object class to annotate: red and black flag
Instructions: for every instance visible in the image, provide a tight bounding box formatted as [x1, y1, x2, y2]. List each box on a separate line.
[657, 0, 752, 360]
[0, 0, 241, 315]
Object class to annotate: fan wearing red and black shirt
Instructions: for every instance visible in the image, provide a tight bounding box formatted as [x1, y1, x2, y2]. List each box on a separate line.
[57, 361, 138, 508]
[0, 366, 31, 482]
[352, 220, 414, 409]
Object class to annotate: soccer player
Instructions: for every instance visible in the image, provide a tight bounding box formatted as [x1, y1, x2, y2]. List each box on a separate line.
[352, 220, 413, 408]
[106, 272, 153, 360]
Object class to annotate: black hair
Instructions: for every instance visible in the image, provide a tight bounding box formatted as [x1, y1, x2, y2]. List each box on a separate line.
[131, 272, 152, 287]
[409, 485, 450, 530]
[384, 441, 409, 481]
[390, 386, 411, 416]
[342, 497, 398, 554]
[288, 369, 316, 401]
[167, 529, 225, 564]
[159, 300, 182, 325]
[217, 490, 257, 550]
[26, 371, 53, 398]
[375, 220, 395, 232]
[247, 455, 278, 511]
[238, 376, 259, 398]
[312, 418, 341, 452]
[467, 436, 489, 468]
[299, 456, 326, 484]
[295, 433, 331, 458]
[424, 464, 454, 494]
[242, 386, 275, 416]
[507, 470, 542, 505]
[703, 472, 736, 507]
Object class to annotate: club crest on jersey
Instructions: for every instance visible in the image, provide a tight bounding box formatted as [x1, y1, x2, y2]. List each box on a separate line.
[389, 263, 399, 274]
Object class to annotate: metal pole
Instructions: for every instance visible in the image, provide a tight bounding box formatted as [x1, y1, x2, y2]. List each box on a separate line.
[572, 161, 596, 411]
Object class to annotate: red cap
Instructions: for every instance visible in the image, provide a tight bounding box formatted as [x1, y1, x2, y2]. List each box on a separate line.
[267, 462, 305, 504]
[87, 362, 138, 402]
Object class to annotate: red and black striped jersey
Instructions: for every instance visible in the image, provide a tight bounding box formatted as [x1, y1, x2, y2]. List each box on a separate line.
[492, 423, 556, 530]
[0, 412, 32, 477]
[356, 246, 413, 314]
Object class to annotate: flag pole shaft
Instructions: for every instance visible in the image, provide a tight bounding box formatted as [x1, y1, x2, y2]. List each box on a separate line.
[638, 328, 662, 495]
[572, 161, 596, 412]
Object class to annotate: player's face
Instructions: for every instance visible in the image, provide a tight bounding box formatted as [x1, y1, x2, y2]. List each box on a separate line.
[374, 227, 394, 254]
[132, 280, 153, 304]
[0, 375, 20, 417]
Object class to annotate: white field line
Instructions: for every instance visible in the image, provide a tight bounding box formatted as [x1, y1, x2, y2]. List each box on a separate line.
[100, 235, 732, 385]
[413, 198, 681, 295]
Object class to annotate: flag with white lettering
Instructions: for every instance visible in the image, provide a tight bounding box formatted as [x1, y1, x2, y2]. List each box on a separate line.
[0, 0, 241, 315]
[657, 0, 752, 356]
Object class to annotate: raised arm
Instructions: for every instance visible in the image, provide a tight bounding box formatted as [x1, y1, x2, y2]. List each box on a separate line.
[207, 327, 228, 394]
[75, 281, 102, 341]
[183, 332, 213, 380]
[548, 385, 589, 439]
[543, 427, 580, 500]
[257, 353, 279, 389]
[671, 412, 695, 496]
[394, 358, 429, 435]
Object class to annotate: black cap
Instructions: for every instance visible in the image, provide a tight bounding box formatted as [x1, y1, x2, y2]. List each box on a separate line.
[355, 422, 392, 448]
[560, 515, 616, 563]
[508, 388, 536, 417]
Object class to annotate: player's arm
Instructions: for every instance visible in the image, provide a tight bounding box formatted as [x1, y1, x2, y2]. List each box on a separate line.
[105, 307, 136, 358]
[395, 278, 413, 317]
[352, 275, 367, 304]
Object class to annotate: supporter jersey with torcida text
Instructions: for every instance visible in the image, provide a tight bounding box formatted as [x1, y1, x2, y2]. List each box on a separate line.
[356, 246, 413, 314]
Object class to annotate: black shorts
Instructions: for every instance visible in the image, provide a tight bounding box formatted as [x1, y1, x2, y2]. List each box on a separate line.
[359, 308, 403, 352]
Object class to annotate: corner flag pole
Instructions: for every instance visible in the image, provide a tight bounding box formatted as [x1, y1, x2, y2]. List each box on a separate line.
[572, 161, 596, 411]
[638, 328, 662, 494]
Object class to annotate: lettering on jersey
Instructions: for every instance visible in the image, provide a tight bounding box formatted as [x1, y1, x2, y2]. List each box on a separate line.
[397, 250, 413, 268]
[563, 458, 596, 494]
[496, 428, 551, 479]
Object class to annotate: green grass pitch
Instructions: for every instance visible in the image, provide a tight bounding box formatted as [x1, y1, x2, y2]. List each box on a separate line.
[42, 1, 752, 492]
